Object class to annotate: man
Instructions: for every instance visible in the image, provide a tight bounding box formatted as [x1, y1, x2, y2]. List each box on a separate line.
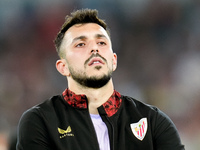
[17, 9, 184, 150]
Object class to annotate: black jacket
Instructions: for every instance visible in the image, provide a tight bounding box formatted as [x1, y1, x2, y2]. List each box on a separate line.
[17, 90, 184, 150]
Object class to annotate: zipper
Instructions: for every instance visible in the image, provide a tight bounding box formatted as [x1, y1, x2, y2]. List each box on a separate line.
[105, 115, 114, 150]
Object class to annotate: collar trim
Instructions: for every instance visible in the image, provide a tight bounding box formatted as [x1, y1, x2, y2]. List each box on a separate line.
[102, 90, 122, 117]
[62, 89, 87, 109]
[62, 88, 122, 117]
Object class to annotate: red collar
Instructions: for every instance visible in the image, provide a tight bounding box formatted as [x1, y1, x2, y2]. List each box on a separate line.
[62, 88, 122, 117]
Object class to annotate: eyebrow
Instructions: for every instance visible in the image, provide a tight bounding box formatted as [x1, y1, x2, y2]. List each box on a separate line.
[72, 34, 108, 44]
[95, 34, 107, 39]
[72, 35, 87, 44]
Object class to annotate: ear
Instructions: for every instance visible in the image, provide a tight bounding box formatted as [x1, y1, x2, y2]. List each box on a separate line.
[112, 53, 117, 71]
[56, 59, 70, 76]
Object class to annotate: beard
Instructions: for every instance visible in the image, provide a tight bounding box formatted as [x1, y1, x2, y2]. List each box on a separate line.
[70, 69, 112, 88]
[68, 54, 113, 88]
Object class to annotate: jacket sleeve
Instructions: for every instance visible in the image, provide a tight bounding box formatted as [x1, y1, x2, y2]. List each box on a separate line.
[152, 107, 185, 150]
[17, 108, 51, 150]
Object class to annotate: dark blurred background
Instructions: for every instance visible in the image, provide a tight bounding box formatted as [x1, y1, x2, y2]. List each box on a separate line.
[0, 0, 200, 149]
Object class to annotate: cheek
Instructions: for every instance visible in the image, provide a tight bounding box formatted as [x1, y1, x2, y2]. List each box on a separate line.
[66, 55, 85, 69]
[106, 57, 115, 70]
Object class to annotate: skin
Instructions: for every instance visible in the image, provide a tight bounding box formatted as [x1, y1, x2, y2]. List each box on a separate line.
[56, 23, 117, 114]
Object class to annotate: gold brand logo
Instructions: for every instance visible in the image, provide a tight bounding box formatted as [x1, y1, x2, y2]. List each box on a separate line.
[58, 126, 74, 138]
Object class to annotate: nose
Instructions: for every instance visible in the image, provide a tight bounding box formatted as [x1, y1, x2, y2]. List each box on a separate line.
[91, 49, 99, 53]
[89, 40, 99, 54]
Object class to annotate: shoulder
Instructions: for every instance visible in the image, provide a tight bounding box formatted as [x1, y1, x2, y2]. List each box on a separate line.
[121, 95, 175, 133]
[17, 96, 63, 149]
[17, 95, 66, 139]
[122, 95, 161, 115]
[122, 95, 184, 149]
[19, 95, 64, 125]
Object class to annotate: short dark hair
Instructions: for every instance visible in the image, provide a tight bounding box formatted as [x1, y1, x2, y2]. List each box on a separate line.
[54, 8, 110, 58]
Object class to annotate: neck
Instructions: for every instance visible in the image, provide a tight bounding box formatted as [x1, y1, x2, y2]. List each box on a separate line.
[68, 79, 114, 114]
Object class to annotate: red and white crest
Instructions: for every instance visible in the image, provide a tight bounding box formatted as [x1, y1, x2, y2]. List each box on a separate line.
[130, 118, 148, 141]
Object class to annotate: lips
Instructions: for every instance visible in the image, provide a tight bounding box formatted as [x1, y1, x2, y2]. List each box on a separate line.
[88, 58, 105, 66]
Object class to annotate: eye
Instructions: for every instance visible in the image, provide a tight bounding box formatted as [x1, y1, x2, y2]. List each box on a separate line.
[75, 43, 85, 47]
[98, 41, 106, 45]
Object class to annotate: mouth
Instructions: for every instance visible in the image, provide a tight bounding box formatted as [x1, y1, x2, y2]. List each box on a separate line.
[88, 58, 105, 66]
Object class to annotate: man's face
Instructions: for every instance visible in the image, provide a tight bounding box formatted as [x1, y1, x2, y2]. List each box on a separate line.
[60, 23, 117, 88]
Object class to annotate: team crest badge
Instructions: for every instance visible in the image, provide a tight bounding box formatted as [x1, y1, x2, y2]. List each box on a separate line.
[130, 118, 147, 141]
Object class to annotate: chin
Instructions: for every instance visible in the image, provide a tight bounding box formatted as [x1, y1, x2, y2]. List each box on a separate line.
[84, 74, 111, 88]
[89, 73, 108, 79]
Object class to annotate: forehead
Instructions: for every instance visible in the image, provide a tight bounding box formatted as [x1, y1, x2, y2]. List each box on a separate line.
[64, 23, 110, 42]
